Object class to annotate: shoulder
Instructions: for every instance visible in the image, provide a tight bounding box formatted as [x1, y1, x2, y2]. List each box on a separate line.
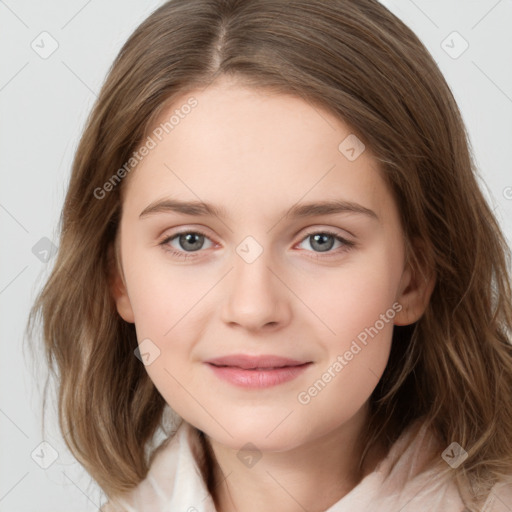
[99, 502, 124, 512]
[97, 420, 215, 512]
[382, 421, 512, 512]
[483, 480, 512, 512]
[373, 418, 465, 509]
[377, 417, 443, 480]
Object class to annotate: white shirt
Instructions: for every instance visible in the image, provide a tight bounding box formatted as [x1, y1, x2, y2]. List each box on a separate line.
[101, 418, 512, 512]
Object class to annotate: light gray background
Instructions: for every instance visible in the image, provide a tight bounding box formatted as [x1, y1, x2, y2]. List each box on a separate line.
[1, 1, 511, 510]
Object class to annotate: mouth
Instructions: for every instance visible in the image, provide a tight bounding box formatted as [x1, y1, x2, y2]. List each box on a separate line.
[205, 354, 310, 369]
[204, 354, 313, 388]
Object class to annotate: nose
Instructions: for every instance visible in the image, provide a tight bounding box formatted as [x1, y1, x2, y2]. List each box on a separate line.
[220, 246, 292, 333]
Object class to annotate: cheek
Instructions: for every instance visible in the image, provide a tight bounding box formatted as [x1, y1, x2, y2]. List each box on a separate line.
[291, 243, 402, 414]
[293, 298, 396, 439]
[121, 252, 205, 423]
[120, 242, 212, 407]
[122, 239, 207, 337]
[303, 240, 403, 349]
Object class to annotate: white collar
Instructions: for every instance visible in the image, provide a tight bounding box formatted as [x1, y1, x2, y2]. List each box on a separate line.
[107, 420, 217, 512]
[104, 418, 510, 511]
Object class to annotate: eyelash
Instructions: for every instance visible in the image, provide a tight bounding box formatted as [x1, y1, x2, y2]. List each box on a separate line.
[159, 229, 356, 261]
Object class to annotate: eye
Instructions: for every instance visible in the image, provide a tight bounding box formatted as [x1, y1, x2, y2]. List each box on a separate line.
[159, 228, 356, 261]
[159, 230, 214, 259]
[296, 230, 355, 257]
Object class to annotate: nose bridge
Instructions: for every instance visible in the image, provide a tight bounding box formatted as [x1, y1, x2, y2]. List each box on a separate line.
[234, 236, 274, 290]
[220, 234, 289, 330]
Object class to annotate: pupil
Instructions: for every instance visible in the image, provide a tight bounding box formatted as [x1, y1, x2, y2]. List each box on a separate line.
[180, 233, 203, 251]
[311, 234, 334, 252]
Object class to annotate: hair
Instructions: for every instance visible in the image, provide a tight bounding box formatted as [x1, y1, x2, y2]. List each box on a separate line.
[26, 0, 512, 509]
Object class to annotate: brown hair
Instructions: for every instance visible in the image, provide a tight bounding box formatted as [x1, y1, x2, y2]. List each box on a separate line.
[26, 0, 512, 509]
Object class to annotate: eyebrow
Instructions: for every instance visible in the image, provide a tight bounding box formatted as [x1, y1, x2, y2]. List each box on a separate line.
[139, 198, 379, 221]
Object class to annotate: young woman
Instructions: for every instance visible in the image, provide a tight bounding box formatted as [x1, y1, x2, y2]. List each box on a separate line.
[28, 1, 512, 510]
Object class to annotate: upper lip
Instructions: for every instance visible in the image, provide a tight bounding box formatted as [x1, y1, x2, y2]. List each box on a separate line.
[205, 354, 311, 370]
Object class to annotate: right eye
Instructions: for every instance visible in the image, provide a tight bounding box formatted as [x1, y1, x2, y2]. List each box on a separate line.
[159, 230, 215, 259]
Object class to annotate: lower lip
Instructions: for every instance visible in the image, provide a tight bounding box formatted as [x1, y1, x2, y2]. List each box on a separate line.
[206, 363, 312, 388]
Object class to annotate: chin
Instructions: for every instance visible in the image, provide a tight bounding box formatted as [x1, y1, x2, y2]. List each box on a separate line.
[212, 431, 304, 453]
[197, 414, 310, 452]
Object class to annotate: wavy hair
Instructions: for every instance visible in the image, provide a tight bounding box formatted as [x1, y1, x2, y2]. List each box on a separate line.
[26, 0, 512, 509]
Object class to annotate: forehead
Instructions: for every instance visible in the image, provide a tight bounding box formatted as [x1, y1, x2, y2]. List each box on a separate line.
[122, 78, 394, 223]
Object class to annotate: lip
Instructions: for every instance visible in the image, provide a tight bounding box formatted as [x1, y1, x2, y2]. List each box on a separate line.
[204, 354, 312, 389]
[205, 354, 309, 369]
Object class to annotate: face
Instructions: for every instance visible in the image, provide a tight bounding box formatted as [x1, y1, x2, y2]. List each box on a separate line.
[112, 75, 431, 452]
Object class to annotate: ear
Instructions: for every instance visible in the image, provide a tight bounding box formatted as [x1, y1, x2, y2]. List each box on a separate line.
[393, 237, 436, 326]
[107, 242, 135, 324]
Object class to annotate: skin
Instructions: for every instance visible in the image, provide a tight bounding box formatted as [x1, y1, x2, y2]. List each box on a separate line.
[111, 75, 435, 512]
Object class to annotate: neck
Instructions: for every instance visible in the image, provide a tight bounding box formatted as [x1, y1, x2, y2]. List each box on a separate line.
[204, 405, 386, 512]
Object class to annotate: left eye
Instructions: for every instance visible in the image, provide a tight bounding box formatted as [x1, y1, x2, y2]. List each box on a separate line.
[297, 231, 355, 255]
[159, 229, 355, 259]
